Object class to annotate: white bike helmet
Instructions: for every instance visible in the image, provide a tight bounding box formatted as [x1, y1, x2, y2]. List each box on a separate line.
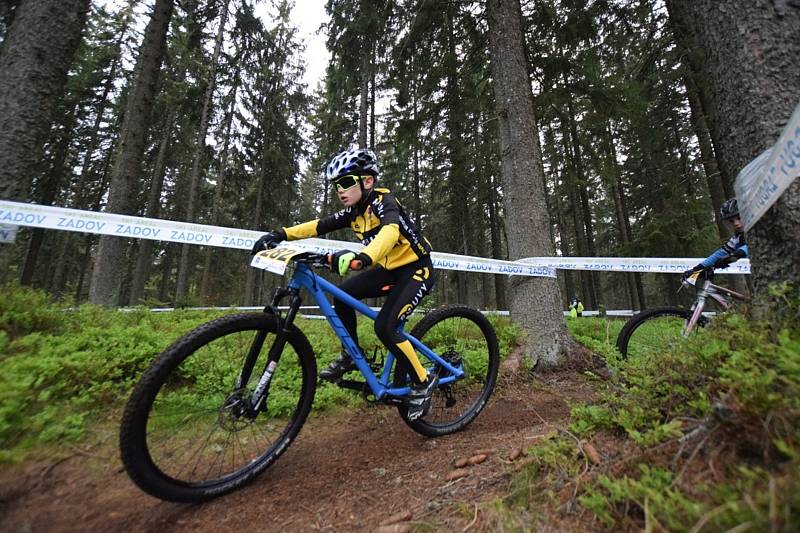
[326, 148, 380, 181]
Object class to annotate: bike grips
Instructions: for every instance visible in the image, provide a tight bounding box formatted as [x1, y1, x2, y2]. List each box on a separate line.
[325, 254, 363, 272]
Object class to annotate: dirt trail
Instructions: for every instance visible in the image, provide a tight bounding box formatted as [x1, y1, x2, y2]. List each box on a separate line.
[0, 370, 595, 532]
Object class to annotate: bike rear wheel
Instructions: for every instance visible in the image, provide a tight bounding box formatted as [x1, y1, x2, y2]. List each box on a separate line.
[395, 305, 500, 437]
[616, 307, 708, 359]
[119, 313, 316, 502]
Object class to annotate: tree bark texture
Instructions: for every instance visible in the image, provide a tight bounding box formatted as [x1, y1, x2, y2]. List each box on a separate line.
[487, 0, 571, 367]
[89, 0, 174, 306]
[0, 0, 89, 201]
[667, 0, 800, 317]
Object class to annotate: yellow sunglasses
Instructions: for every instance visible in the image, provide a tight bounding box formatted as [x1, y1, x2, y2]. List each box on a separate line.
[332, 174, 366, 192]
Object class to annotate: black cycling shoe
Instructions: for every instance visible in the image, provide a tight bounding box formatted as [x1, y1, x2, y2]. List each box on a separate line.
[405, 374, 439, 421]
[319, 352, 357, 382]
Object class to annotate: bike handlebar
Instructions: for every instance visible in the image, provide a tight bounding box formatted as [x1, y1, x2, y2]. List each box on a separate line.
[257, 245, 363, 272]
[325, 254, 363, 271]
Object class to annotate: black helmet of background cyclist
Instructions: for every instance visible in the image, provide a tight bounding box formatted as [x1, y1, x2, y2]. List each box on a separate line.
[326, 148, 380, 181]
[720, 198, 739, 220]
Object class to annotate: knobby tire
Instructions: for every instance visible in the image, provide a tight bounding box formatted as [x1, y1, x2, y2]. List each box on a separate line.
[616, 307, 707, 359]
[395, 305, 500, 437]
[119, 313, 316, 502]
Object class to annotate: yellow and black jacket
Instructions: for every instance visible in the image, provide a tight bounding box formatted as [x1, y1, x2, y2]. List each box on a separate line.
[283, 187, 432, 270]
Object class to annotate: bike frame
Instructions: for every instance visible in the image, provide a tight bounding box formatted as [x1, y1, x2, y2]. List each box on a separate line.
[263, 261, 464, 402]
[685, 278, 750, 334]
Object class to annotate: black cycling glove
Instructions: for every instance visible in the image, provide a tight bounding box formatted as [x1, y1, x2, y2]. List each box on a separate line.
[681, 264, 705, 281]
[251, 229, 286, 255]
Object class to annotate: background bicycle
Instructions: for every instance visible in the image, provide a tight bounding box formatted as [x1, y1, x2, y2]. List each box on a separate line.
[615, 270, 750, 359]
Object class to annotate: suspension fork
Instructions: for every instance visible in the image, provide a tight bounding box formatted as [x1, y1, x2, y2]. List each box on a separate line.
[685, 285, 708, 335]
[236, 287, 303, 413]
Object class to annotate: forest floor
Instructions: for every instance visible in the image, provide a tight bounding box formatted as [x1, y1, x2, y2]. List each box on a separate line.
[0, 354, 602, 532]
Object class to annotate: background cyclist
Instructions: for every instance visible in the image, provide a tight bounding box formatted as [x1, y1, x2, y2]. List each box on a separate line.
[251, 148, 438, 420]
[682, 198, 749, 281]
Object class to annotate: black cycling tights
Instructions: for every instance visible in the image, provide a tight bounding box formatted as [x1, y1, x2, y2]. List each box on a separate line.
[334, 256, 435, 385]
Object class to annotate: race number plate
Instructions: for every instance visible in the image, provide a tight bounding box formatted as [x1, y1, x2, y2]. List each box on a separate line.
[250, 246, 305, 275]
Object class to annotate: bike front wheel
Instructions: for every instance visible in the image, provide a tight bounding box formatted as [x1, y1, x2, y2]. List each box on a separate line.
[396, 305, 500, 437]
[119, 313, 316, 502]
[616, 307, 708, 359]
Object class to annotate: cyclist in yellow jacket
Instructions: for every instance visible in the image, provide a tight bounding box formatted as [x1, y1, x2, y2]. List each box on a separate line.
[251, 148, 437, 420]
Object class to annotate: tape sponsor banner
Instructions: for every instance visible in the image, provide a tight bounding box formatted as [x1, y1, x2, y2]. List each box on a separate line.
[0, 200, 748, 276]
[519, 256, 750, 275]
[0, 200, 559, 278]
[431, 251, 557, 278]
[0, 224, 17, 244]
[735, 101, 800, 231]
[0, 200, 261, 249]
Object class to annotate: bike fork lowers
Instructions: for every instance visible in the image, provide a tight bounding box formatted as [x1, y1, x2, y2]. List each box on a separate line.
[237, 287, 303, 416]
[686, 292, 707, 335]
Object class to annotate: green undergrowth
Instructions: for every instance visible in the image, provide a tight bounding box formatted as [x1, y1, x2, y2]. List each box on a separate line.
[495, 310, 800, 530]
[0, 283, 520, 463]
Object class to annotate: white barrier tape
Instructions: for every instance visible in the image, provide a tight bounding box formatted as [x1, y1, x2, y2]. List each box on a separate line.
[113, 306, 673, 318]
[0, 200, 558, 278]
[0, 200, 749, 276]
[735, 101, 800, 231]
[0, 224, 17, 244]
[518, 256, 750, 275]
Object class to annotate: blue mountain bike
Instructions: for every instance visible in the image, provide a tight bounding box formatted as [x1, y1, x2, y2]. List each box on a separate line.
[119, 246, 500, 502]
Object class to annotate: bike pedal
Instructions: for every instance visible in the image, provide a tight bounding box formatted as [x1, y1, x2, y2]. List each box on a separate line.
[443, 386, 456, 407]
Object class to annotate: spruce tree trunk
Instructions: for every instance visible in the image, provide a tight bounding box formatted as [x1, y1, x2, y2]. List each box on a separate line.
[244, 162, 267, 305]
[604, 124, 640, 310]
[20, 106, 78, 286]
[77, 41, 124, 191]
[668, 4, 729, 237]
[686, 80, 728, 237]
[566, 101, 601, 309]
[445, 8, 472, 306]
[175, 0, 229, 302]
[370, 52, 376, 149]
[49, 232, 72, 296]
[666, 0, 734, 198]
[554, 179, 576, 308]
[411, 70, 423, 229]
[89, 0, 174, 306]
[158, 243, 175, 303]
[358, 52, 369, 147]
[488, 175, 507, 310]
[666, 0, 800, 318]
[487, 0, 572, 367]
[200, 83, 238, 300]
[0, 0, 89, 201]
[561, 123, 594, 308]
[130, 112, 175, 305]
